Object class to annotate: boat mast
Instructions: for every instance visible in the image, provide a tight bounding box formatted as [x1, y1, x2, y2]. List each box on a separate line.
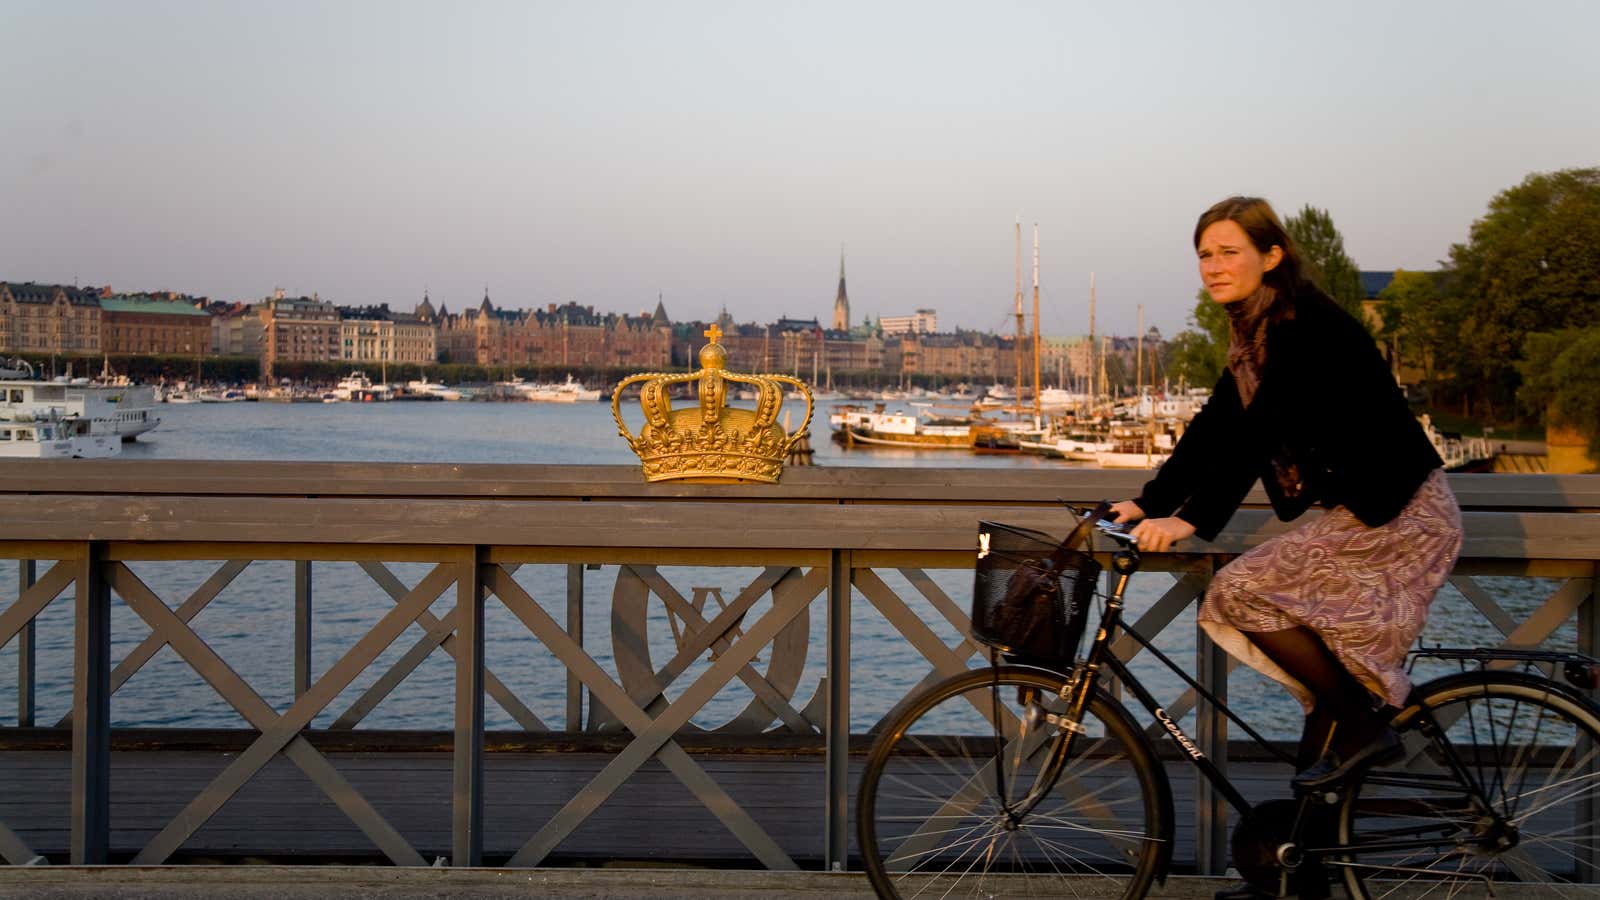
[1031, 222, 1041, 423]
[1138, 304, 1150, 466]
[1136, 303, 1143, 409]
[1088, 272, 1098, 409]
[1099, 336, 1109, 412]
[1014, 218, 1024, 417]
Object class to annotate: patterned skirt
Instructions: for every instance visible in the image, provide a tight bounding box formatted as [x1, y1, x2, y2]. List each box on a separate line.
[1198, 468, 1463, 711]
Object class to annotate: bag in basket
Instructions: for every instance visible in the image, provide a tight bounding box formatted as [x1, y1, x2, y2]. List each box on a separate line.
[969, 503, 1107, 664]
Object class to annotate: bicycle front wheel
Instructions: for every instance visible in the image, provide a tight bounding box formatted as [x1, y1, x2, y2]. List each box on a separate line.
[857, 666, 1168, 900]
[1340, 671, 1600, 899]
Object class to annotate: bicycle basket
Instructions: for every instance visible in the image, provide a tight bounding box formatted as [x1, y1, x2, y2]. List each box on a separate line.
[970, 521, 1101, 664]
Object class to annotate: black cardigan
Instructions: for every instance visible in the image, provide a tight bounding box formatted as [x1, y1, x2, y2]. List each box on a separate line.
[1134, 286, 1443, 541]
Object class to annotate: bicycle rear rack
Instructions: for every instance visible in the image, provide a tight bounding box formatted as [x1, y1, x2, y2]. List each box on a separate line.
[1408, 645, 1600, 690]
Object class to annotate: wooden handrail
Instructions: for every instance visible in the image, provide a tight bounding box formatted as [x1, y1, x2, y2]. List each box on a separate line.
[1, 460, 1597, 510]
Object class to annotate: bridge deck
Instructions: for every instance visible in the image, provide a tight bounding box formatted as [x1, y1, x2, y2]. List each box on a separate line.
[0, 730, 1295, 866]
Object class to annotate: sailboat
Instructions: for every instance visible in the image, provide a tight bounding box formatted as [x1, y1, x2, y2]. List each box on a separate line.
[1094, 304, 1171, 468]
[1003, 222, 1065, 455]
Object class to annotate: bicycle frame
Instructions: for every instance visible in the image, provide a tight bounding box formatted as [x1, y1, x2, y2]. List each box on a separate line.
[1056, 546, 1261, 820]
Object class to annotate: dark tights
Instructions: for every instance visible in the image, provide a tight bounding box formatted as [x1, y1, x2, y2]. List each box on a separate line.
[1241, 625, 1388, 768]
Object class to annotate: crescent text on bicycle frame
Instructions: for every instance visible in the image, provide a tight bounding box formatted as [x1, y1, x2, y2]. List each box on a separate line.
[1154, 707, 1206, 761]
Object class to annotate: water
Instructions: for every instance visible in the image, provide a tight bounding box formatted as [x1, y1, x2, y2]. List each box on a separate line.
[116, 399, 1077, 468]
[1, 400, 1566, 740]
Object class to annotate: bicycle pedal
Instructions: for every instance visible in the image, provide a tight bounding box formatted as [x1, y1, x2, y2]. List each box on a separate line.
[1289, 782, 1344, 805]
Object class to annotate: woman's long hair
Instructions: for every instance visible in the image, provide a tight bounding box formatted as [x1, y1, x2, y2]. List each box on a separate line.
[1193, 196, 1306, 296]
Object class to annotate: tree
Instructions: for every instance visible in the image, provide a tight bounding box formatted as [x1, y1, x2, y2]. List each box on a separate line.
[1450, 168, 1600, 419]
[1166, 290, 1229, 387]
[1376, 269, 1465, 397]
[1519, 327, 1600, 464]
[1285, 205, 1365, 318]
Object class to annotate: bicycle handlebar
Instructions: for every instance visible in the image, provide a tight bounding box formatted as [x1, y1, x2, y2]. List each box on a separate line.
[1062, 501, 1139, 547]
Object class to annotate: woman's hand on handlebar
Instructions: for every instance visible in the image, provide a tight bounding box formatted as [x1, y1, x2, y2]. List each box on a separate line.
[1109, 500, 1146, 525]
[1129, 517, 1196, 553]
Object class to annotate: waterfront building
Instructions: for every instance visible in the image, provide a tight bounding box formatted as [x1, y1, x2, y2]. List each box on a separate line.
[424, 296, 476, 364]
[1098, 331, 1166, 392]
[901, 331, 1011, 380]
[432, 294, 670, 370]
[600, 304, 672, 371]
[878, 309, 938, 336]
[99, 292, 212, 357]
[771, 317, 823, 376]
[259, 291, 341, 377]
[337, 303, 436, 365]
[532, 302, 607, 369]
[209, 301, 266, 358]
[1049, 336, 1093, 385]
[819, 328, 883, 378]
[4, 273, 1161, 389]
[432, 292, 525, 366]
[0, 282, 103, 355]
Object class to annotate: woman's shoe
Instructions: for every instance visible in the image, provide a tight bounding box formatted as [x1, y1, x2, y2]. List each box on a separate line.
[1292, 726, 1403, 791]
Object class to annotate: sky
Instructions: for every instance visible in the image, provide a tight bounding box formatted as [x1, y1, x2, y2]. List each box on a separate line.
[2, 1, 1596, 339]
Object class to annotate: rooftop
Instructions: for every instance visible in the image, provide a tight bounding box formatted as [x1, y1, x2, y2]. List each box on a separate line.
[99, 296, 211, 317]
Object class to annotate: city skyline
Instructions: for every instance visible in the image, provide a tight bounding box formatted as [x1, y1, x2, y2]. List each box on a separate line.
[3, 2, 1596, 338]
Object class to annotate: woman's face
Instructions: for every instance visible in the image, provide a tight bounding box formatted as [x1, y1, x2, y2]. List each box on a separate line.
[1197, 219, 1283, 304]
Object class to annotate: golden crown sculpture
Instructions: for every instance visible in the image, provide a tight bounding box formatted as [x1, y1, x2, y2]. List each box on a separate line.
[612, 325, 815, 483]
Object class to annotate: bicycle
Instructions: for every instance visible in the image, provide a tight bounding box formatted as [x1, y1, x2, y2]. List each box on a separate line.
[856, 503, 1600, 899]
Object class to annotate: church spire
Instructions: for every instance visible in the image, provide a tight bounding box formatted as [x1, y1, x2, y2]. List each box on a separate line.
[832, 246, 850, 331]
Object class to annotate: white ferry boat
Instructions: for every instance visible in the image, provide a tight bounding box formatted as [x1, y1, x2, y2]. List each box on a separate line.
[1, 362, 159, 442]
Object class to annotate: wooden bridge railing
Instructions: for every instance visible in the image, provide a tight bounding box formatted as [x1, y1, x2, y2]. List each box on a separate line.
[1, 461, 1597, 872]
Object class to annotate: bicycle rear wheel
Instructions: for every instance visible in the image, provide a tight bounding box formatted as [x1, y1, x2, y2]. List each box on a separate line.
[1339, 671, 1600, 898]
[857, 666, 1168, 900]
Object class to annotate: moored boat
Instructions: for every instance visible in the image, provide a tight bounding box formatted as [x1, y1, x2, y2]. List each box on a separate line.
[1094, 425, 1172, 469]
[2, 365, 160, 442]
[0, 408, 121, 458]
[405, 380, 464, 401]
[833, 406, 972, 449]
[515, 374, 602, 403]
[333, 371, 395, 402]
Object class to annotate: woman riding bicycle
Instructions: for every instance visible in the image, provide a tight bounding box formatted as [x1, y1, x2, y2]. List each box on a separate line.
[1111, 196, 1464, 790]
